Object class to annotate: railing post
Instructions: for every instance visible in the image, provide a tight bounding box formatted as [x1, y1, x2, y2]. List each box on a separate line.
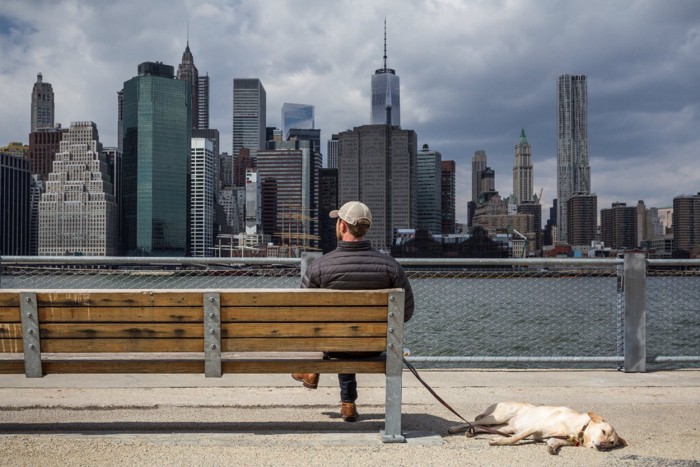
[623, 251, 646, 372]
[381, 289, 406, 443]
[19, 292, 42, 378]
[203, 292, 222, 377]
[300, 252, 322, 281]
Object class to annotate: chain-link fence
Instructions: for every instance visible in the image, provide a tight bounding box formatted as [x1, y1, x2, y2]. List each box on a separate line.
[1, 255, 698, 370]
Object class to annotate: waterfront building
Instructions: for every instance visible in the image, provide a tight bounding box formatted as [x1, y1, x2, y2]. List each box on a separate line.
[557, 74, 590, 243]
[257, 138, 323, 251]
[601, 202, 637, 250]
[513, 128, 533, 204]
[27, 126, 67, 181]
[31, 73, 54, 132]
[219, 152, 233, 188]
[38, 121, 117, 256]
[319, 168, 338, 253]
[370, 21, 400, 126]
[121, 61, 191, 256]
[517, 200, 542, 252]
[0, 153, 31, 255]
[281, 103, 314, 139]
[338, 124, 417, 251]
[190, 138, 214, 257]
[327, 134, 339, 168]
[566, 193, 597, 247]
[672, 193, 700, 256]
[441, 160, 456, 235]
[232, 78, 266, 163]
[416, 144, 442, 235]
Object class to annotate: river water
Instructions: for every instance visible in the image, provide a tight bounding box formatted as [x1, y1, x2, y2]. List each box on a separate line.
[1, 271, 698, 369]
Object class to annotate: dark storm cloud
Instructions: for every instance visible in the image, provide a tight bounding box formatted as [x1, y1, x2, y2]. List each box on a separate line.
[1, 0, 699, 223]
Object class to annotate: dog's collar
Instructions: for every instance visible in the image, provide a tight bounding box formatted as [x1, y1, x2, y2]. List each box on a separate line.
[567, 420, 590, 447]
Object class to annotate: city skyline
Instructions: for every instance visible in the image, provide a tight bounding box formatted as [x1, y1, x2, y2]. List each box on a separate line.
[1, 1, 699, 225]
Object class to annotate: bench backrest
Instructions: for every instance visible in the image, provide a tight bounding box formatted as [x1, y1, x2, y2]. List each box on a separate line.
[0, 288, 405, 377]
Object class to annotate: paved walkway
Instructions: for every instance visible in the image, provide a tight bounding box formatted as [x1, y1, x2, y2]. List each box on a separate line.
[1, 370, 699, 466]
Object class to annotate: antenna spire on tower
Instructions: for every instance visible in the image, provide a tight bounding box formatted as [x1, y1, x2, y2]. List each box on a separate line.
[383, 18, 387, 71]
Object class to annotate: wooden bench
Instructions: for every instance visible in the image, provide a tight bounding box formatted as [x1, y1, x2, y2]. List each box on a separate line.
[0, 288, 406, 442]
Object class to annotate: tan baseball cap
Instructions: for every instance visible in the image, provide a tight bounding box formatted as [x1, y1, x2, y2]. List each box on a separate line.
[330, 201, 372, 226]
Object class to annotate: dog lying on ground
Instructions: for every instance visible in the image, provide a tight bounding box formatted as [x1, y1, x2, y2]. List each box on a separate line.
[450, 401, 627, 455]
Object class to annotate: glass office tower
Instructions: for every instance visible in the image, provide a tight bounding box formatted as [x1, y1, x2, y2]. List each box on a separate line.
[121, 62, 191, 256]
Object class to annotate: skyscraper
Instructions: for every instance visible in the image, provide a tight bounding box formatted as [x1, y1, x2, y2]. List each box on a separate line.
[281, 103, 314, 139]
[197, 73, 209, 129]
[601, 202, 637, 250]
[27, 126, 67, 181]
[469, 150, 487, 228]
[0, 153, 31, 255]
[190, 138, 214, 257]
[440, 160, 456, 235]
[416, 144, 442, 235]
[513, 128, 533, 204]
[566, 193, 597, 247]
[38, 121, 117, 256]
[338, 124, 417, 250]
[557, 74, 590, 243]
[370, 21, 400, 126]
[121, 61, 191, 256]
[31, 73, 54, 132]
[177, 42, 199, 130]
[672, 192, 700, 255]
[232, 78, 266, 165]
[327, 134, 339, 169]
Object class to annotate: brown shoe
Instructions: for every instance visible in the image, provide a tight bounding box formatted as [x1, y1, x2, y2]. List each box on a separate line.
[341, 402, 358, 422]
[291, 373, 319, 389]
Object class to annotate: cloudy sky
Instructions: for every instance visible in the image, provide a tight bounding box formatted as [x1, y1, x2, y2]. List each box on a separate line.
[1, 0, 699, 224]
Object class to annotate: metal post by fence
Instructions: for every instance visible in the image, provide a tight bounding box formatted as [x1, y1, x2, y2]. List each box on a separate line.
[624, 251, 647, 372]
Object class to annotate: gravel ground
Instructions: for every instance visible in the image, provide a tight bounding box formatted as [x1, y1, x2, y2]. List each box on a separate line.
[1, 371, 699, 466]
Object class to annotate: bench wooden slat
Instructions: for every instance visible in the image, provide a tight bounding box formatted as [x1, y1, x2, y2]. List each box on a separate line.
[224, 337, 386, 352]
[27, 290, 390, 308]
[0, 307, 20, 323]
[34, 322, 387, 339]
[0, 340, 22, 353]
[38, 306, 202, 323]
[30, 306, 387, 323]
[0, 293, 19, 307]
[0, 323, 22, 339]
[0, 357, 386, 375]
[37, 337, 386, 353]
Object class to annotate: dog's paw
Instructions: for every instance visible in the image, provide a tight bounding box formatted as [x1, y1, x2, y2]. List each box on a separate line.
[489, 438, 507, 446]
[547, 444, 560, 455]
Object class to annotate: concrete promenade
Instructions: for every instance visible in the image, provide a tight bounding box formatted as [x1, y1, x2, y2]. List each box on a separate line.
[1, 369, 699, 466]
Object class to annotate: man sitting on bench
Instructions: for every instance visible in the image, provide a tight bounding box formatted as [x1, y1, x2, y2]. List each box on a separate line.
[292, 201, 414, 421]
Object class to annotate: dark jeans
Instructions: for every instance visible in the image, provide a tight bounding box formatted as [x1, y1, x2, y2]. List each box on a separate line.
[325, 351, 383, 402]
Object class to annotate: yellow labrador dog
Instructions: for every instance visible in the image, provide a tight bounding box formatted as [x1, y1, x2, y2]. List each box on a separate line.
[455, 401, 627, 455]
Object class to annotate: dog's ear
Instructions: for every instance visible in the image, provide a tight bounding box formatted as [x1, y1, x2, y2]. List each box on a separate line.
[587, 412, 604, 423]
[617, 436, 628, 447]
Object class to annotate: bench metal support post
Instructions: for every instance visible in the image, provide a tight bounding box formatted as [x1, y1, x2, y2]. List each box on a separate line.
[19, 292, 42, 378]
[381, 289, 406, 443]
[624, 252, 646, 372]
[203, 292, 222, 377]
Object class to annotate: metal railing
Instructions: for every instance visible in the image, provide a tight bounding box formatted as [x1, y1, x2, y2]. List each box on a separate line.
[1, 254, 698, 372]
